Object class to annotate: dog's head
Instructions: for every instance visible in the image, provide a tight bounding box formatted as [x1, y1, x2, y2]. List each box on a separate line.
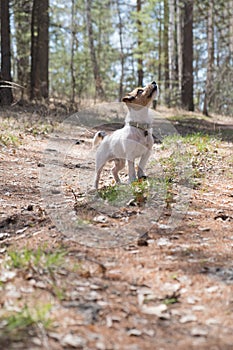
[122, 81, 158, 108]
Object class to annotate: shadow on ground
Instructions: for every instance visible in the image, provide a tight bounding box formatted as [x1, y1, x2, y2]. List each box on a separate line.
[169, 116, 233, 142]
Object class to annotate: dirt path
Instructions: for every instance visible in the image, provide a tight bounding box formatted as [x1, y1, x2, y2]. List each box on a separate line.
[0, 107, 232, 349]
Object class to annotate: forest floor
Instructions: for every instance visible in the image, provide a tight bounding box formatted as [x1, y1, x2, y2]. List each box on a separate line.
[0, 103, 233, 350]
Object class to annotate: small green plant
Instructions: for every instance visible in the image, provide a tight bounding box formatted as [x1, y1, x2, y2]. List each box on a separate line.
[5, 303, 53, 332]
[52, 285, 66, 301]
[162, 132, 218, 152]
[98, 184, 120, 202]
[0, 133, 20, 146]
[163, 296, 179, 305]
[43, 249, 67, 269]
[160, 132, 219, 189]
[26, 123, 53, 136]
[98, 178, 161, 207]
[7, 249, 32, 268]
[6, 247, 67, 271]
[183, 132, 217, 152]
[130, 179, 150, 206]
[76, 218, 91, 226]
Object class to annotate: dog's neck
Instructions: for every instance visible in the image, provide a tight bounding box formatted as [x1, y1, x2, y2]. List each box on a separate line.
[125, 105, 152, 123]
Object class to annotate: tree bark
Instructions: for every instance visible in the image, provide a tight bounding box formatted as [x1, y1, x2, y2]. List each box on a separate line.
[116, 0, 125, 101]
[86, 0, 105, 100]
[0, 0, 13, 105]
[229, 0, 233, 60]
[137, 0, 143, 87]
[70, 0, 76, 103]
[177, 0, 183, 105]
[181, 0, 194, 111]
[203, 2, 214, 116]
[30, 0, 49, 100]
[163, 0, 169, 105]
[14, 0, 32, 99]
[168, 0, 175, 94]
[158, 1, 163, 104]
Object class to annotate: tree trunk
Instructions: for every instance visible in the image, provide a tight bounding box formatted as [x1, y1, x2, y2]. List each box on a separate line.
[14, 0, 32, 99]
[137, 0, 143, 87]
[181, 0, 194, 111]
[158, 1, 163, 104]
[116, 0, 125, 101]
[168, 0, 175, 100]
[86, 0, 105, 100]
[229, 0, 233, 61]
[163, 0, 169, 105]
[30, 0, 49, 100]
[0, 0, 13, 105]
[203, 2, 214, 116]
[70, 0, 76, 103]
[177, 0, 183, 105]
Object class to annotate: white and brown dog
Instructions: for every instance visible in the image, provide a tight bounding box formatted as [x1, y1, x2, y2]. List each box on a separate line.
[93, 81, 158, 189]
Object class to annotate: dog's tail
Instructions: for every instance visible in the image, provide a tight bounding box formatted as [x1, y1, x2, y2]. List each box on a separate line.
[92, 130, 106, 147]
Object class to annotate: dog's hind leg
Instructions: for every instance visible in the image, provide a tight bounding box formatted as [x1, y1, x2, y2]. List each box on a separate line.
[94, 143, 110, 189]
[128, 160, 137, 183]
[94, 165, 104, 189]
[137, 150, 151, 179]
[112, 159, 125, 183]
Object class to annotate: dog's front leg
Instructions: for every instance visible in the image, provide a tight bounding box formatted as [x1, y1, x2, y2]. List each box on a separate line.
[137, 150, 151, 179]
[128, 160, 136, 183]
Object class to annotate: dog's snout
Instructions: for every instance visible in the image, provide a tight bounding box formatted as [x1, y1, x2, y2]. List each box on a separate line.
[152, 81, 157, 90]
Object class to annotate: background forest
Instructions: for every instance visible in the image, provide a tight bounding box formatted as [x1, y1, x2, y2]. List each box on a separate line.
[1, 0, 233, 116]
[0, 2, 233, 348]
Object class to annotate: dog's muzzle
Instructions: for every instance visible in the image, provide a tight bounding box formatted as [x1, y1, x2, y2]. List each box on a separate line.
[148, 81, 158, 98]
[151, 81, 158, 91]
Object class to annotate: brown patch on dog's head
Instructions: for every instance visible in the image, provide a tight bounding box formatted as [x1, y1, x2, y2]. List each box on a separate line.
[122, 81, 157, 108]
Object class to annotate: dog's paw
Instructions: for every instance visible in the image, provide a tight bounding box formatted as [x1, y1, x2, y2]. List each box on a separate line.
[138, 175, 147, 180]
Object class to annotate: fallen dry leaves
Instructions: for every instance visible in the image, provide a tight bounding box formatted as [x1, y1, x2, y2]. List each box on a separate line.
[0, 108, 233, 349]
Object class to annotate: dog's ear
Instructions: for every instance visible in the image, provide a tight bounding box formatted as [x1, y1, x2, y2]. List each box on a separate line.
[122, 95, 135, 103]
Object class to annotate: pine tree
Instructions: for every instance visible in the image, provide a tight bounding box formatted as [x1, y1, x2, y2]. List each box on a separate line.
[181, 0, 194, 111]
[86, 0, 105, 100]
[203, 2, 214, 116]
[13, 0, 32, 99]
[0, 0, 13, 105]
[30, 0, 49, 100]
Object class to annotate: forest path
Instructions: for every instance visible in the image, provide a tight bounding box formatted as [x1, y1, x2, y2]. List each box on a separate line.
[0, 108, 232, 349]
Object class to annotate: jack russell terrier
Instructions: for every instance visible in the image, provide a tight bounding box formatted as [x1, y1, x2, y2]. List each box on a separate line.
[93, 81, 158, 189]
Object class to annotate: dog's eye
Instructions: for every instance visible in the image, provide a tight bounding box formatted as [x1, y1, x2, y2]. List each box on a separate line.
[137, 89, 143, 95]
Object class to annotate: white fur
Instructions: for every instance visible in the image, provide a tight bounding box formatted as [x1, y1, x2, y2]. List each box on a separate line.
[94, 83, 157, 189]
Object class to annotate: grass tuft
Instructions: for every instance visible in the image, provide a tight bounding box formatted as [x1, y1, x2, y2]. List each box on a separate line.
[0, 133, 20, 146]
[5, 303, 53, 332]
[6, 247, 67, 272]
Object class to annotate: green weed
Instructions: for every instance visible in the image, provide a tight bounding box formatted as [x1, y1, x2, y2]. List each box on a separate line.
[7, 247, 67, 272]
[98, 178, 163, 207]
[163, 297, 179, 305]
[98, 184, 120, 202]
[52, 285, 66, 301]
[4, 303, 53, 332]
[0, 133, 20, 146]
[162, 132, 218, 151]
[130, 179, 150, 205]
[160, 132, 219, 188]
[25, 123, 53, 136]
